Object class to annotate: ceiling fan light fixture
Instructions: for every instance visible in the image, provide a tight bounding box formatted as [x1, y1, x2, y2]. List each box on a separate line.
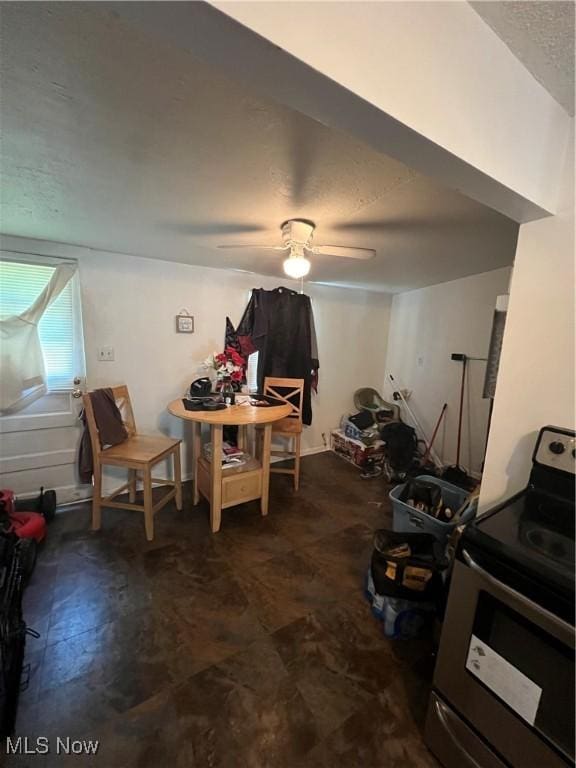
[283, 253, 311, 279]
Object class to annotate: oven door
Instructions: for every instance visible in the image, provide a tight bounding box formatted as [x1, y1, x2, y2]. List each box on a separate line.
[434, 552, 574, 768]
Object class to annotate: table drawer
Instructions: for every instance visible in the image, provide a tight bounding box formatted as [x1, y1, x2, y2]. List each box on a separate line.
[222, 470, 262, 507]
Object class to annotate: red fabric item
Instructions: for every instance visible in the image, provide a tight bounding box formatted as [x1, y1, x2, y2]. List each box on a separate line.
[237, 334, 256, 357]
[8, 511, 46, 543]
[0, 489, 15, 516]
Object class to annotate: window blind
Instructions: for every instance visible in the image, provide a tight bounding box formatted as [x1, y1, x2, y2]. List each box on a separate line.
[0, 258, 81, 390]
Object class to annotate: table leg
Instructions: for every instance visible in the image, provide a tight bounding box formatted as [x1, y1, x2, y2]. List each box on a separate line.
[237, 424, 247, 451]
[128, 468, 137, 504]
[260, 423, 272, 516]
[210, 424, 223, 532]
[193, 422, 201, 505]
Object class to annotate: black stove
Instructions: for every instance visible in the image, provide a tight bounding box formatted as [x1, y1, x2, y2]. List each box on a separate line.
[428, 426, 575, 768]
[462, 426, 576, 624]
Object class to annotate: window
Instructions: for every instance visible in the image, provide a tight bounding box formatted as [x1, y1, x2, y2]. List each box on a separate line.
[246, 351, 259, 393]
[0, 254, 84, 391]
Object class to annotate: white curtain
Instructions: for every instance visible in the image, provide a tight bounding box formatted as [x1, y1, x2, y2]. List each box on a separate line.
[0, 262, 77, 414]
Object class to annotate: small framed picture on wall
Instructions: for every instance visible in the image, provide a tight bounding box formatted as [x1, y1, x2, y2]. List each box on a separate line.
[176, 311, 194, 333]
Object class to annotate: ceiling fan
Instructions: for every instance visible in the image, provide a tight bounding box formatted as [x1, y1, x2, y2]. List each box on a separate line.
[218, 219, 375, 278]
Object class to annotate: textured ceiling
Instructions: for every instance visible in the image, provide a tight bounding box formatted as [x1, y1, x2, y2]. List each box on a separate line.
[0, 3, 518, 292]
[471, 1, 575, 115]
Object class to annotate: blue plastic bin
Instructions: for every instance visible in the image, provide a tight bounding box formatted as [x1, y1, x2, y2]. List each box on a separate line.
[365, 569, 435, 639]
[389, 475, 475, 555]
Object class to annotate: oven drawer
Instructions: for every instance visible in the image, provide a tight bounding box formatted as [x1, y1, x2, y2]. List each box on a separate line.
[425, 693, 507, 768]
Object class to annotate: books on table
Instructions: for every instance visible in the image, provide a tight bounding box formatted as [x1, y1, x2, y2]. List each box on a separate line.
[203, 441, 249, 469]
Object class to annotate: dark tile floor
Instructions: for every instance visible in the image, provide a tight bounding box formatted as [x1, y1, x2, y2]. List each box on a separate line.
[7, 453, 439, 767]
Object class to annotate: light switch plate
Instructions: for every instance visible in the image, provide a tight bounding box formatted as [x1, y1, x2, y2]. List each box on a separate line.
[97, 346, 115, 362]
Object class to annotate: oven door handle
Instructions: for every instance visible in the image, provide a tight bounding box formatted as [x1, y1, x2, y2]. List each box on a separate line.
[461, 548, 573, 638]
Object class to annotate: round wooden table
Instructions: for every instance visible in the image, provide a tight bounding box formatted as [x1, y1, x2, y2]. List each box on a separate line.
[168, 398, 292, 532]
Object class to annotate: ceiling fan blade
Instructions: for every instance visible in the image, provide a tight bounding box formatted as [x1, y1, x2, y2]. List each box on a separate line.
[217, 244, 289, 251]
[332, 219, 408, 233]
[310, 245, 375, 260]
[332, 216, 479, 233]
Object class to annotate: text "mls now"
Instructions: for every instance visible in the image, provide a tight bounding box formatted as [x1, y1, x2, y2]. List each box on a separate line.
[5, 736, 100, 755]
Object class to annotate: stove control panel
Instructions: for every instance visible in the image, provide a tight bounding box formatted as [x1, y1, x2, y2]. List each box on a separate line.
[534, 427, 576, 475]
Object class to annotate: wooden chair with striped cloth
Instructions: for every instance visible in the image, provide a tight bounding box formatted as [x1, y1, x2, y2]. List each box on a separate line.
[83, 385, 182, 541]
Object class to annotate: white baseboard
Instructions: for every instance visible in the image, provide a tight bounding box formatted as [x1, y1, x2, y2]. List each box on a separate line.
[294, 445, 329, 458]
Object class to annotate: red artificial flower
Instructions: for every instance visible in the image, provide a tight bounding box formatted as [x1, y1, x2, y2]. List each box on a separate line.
[225, 347, 245, 365]
[215, 353, 227, 364]
[231, 370, 243, 382]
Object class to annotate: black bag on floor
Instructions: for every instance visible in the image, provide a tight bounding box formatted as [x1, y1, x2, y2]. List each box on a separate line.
[380, 422, 418, 473]
[371, 529, 446, 603]
[14, 487, 56, 523]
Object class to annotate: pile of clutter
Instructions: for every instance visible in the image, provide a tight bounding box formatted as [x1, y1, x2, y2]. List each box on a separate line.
[203, 441, 249, 469]
[333, 380, 480, 491]
[332, 387, 427, 481]
[366, 474, 478, 639]
[398, 477, 474, 523]
[341, 411, 381, 445]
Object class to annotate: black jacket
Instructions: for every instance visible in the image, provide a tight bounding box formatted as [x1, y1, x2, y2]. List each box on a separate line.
[236, 287, 319, 425]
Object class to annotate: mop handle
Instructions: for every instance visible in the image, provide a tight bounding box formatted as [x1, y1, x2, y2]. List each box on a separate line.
[388, 375, 442, 467]
[423, 403, 447, 465]
[456, 357, 467, 466]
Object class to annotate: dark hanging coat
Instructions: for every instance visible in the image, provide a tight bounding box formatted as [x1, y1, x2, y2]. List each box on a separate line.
[78, 388, 128, 483]
[235, 287, 319, 425]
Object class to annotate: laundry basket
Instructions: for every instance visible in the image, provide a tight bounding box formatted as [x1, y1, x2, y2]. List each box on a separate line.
[389, 475, 475, 555]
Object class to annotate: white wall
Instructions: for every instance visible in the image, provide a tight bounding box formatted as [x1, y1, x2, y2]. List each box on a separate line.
[0, 234, 391, 491]
[214, 1, 570, 218]
[384, 268, 512, 475]
[76, 249, 391, 479]
[479, 127, 575, 509]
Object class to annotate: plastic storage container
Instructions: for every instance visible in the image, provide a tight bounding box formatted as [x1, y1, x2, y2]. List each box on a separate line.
[389, 475, 474, 555]
[381, 596, 435, 639]
[365, 570, 435, 638]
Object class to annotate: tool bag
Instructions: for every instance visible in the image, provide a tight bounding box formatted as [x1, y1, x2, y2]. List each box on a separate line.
[371, 529, 446, 603]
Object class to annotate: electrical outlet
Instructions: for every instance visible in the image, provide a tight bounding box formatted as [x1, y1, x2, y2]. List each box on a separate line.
[97, 346, 115, 362]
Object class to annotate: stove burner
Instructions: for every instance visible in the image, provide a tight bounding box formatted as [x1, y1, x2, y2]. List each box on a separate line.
[465, 427, 575, 610]
[525, 526, 573, 566]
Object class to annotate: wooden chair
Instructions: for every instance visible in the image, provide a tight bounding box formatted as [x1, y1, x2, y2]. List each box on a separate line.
[83, 385, 182, 541]
[262, 377, 304, 490]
